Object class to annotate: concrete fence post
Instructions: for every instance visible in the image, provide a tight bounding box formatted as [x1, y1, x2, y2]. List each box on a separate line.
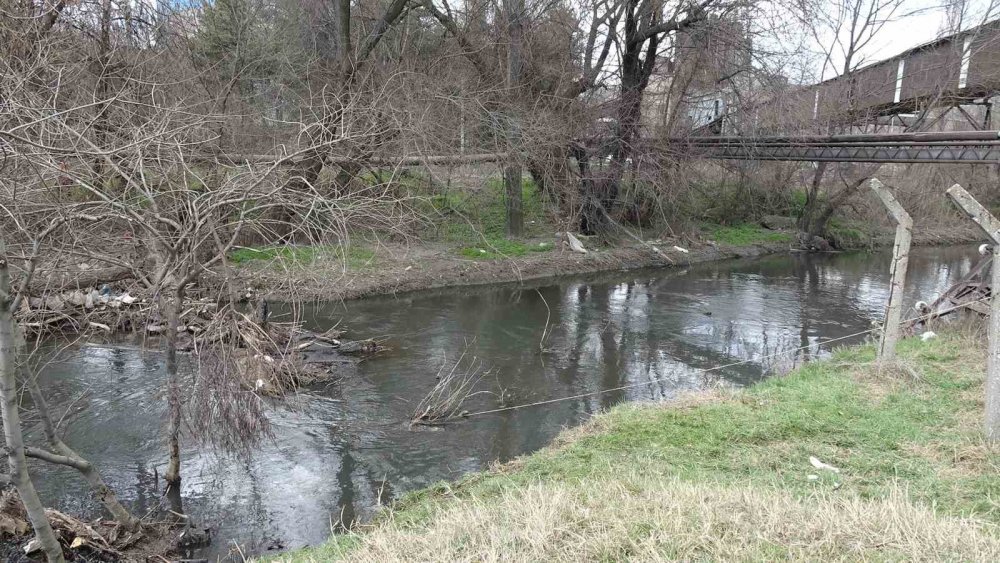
[945, 183, 1000, 442]
[870, 178, 912, 361]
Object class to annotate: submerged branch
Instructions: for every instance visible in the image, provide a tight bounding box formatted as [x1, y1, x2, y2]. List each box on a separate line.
[412, 348, 492, 425]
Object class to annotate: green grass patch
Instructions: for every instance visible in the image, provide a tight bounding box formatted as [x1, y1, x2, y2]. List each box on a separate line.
[360, 169, 430, 191]
[273, 329, 1000, 561]
[790, 188, 811, 218]
[827, 218, 871, 249]
[705, 223, 793, 245]
[228, 244, 376, 269]
[421, 177, 549, 242]
[458, 239, 553, 260]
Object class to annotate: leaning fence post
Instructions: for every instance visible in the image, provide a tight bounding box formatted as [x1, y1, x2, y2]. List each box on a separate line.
[945, 183, 1000, 442]
[870, 178, 912, 361]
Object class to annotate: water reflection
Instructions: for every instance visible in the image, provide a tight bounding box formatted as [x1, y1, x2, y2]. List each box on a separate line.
[26, 246, 976, 558]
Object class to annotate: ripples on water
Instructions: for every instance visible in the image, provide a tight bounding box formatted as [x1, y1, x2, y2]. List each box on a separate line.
[28, 246, 976, 557]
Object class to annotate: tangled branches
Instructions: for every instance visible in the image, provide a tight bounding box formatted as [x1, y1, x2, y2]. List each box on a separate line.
[412, 348, 492, 425]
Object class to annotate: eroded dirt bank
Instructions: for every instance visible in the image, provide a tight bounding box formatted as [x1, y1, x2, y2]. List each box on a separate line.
[242, 239, 788, 302]
[241, 226, 976, 303]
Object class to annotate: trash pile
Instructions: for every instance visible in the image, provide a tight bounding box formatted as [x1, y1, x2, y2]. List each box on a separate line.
[16, 284, 163, 334]
[14, 283, 387, 394]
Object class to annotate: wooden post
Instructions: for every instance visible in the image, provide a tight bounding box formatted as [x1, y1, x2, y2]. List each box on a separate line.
[870, 178, 912, 361]
[945, 183, 1000, 441]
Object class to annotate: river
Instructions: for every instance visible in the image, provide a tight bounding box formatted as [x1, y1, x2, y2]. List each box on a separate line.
[26, 245, 979, 559]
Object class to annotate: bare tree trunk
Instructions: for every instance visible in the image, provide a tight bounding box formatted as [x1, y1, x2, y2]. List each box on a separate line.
[579, 0, 658, 235]
[24, 381, 138, 528]
[162, 287, 183, 514]
[0, 242, 64, 563]
[798, 162, 827, 233]
[503, 0, 525, 238]
[92, 0, 113, 177]
[504, 164, 523, 237]
[809, 174, 870, 239]
[808, 204, 838, 238]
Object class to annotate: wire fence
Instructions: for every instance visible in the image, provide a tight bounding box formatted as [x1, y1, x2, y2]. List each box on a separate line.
[458, 296, 985, 419]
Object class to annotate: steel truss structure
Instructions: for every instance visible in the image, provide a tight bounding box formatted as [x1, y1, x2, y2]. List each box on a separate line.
[675, 131, 1000, 164]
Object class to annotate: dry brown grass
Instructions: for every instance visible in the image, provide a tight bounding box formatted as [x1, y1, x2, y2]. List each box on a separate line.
[285, 474, 1000, 562]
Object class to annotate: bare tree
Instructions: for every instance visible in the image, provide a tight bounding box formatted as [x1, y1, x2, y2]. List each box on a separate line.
[0, 240, 65, 561]
[0, 2, 421, 542]
[1, 3, 92, 560]
[793, 0, 918, 239]
[504, 0, 527, 237]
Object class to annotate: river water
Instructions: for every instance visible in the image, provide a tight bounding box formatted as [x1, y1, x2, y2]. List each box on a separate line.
[26, 246, 978, 558]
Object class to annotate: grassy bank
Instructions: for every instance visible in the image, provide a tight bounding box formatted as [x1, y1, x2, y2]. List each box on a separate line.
[231, 172, 803, 274]
[704, 223, 794, 246]
[271, 328, 1000, 561]
[228, 170, 981, 302]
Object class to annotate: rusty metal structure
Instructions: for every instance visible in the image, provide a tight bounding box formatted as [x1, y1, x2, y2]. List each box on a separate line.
[654, 19, 1000, 164]
[746, 20, 1000, 133]
[674, 131, 1000, 163]
[663, 19, 1000, 163]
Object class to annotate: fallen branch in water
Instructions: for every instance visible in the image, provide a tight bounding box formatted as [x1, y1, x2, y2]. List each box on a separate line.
[412, 348, 491, 425]
[537, 289, 552, 352]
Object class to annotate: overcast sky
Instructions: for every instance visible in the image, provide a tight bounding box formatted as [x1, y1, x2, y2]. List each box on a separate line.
[819, 0, 998, 78]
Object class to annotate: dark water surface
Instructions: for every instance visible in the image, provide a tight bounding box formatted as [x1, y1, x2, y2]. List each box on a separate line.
[28, 246, 978, 558]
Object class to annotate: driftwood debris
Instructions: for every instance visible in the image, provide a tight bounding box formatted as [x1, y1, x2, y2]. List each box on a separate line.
[28, 266, 134, 294]
[0, 488, 148, 560]
[16, 282, 386, 395]
[196, 314, 387, 396]
[907, 249, 993, 332]
[412, 350, 490, 425]
[16, 285, 159, 335]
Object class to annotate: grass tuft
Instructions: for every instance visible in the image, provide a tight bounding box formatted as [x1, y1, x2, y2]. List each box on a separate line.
[421, 177, 549, 244]
[285, 477, 1000, 562]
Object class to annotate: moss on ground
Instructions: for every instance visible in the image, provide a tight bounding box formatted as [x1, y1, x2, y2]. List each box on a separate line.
[422, 177, 549, 243]
[228, 245, 377, 270]
[827, 218, 874, 249]
[270, 329, 1000, 561]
